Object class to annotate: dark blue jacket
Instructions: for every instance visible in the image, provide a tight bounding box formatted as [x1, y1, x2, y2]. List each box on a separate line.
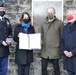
[60, 21, 76, 73]
[13, 24, 35, 64]
[0, 17, 12, 57]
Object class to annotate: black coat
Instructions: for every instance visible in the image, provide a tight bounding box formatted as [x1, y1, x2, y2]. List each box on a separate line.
[13, 24, 35, 64]
[60, 21, 76, 73]
[0, 17, 12, 57]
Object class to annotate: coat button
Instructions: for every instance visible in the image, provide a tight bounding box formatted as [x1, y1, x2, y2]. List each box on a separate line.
[69, 34, 71, 36]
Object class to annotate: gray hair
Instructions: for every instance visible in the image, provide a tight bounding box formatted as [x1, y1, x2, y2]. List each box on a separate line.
[67, 8, 76, 15]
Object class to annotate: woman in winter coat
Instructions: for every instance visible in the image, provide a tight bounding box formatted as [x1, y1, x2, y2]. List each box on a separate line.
[13, 12, 35, 75]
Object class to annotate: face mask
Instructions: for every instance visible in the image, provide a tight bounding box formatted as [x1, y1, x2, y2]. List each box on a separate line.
[47, 14, 54, 20]
[0, 11, 5, 17]
[23, 18, 30, 23]
[67, 15, 75, 22]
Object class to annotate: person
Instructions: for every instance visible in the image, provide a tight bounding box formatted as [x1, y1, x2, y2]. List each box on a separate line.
[0, 2, 12, 75]
[13, 12, 35, 75]
[60, 9, 76, 75]
[41, 7, 64, 75]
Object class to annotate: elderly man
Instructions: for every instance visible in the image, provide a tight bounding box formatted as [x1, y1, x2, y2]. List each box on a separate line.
[60, 9, 76, 75]
[0, 2, 12, 75]
[41, 7, 64, 75]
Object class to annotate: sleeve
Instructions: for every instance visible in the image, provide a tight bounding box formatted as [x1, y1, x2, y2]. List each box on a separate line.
[13, 26, 19, 43]
[7, 19, 12, 37]
[0, 18, 12, 46]
[59, 22, 64, 38]
[41, 25, 44, 45]
[32, 26, 35, 33]
[0, 40, 3, 46]
[60, 27, 66, 54]
[71, 48, 76, 56]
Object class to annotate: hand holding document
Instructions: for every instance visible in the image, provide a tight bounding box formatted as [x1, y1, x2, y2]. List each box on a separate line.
[6, 37, 12, 45]
[6, 38, 12, 43]
[19, 33, 41, 50]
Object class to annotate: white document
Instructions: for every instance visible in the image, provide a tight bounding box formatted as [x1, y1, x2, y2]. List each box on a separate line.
[19, 33, 41, 50]
[29, 33, 41, 49]
[19, 33, 29, 49]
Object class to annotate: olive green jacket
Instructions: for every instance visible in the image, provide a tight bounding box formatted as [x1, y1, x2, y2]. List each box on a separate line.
[41, 17, 64, 59]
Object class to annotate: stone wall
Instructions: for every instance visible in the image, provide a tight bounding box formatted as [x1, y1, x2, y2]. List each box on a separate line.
[0, 0, 76, 75]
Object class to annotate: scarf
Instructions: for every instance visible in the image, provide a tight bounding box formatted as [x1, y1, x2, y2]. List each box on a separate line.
[22, 22, 30, 33]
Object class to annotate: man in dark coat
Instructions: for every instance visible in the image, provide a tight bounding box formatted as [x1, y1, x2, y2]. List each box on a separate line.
[60, 9, 76, 75]
[0, 2, 12, 75]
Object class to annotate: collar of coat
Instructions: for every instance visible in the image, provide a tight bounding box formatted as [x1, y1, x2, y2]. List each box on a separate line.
[45, 16, 58, 24]
[66, 21, 76, 32]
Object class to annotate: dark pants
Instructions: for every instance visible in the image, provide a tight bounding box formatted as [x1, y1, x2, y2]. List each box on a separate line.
[0, 57, 8, 75]
[42, 58, 60, 75]
[67, 71, 76, 75]
[18, 64, 30, 75]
